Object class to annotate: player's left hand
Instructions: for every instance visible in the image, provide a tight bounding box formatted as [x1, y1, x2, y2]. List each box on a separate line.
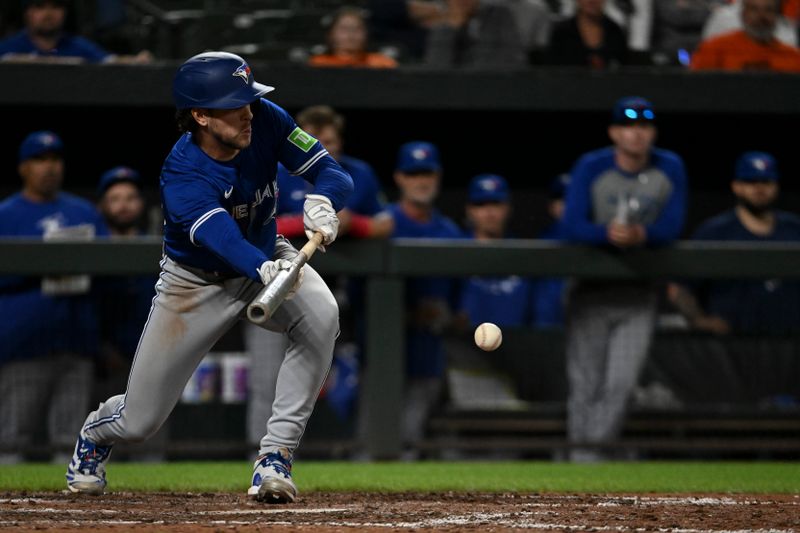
[303, 194, 339, 250]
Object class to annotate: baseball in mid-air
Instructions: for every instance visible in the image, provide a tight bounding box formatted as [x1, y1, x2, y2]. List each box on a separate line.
[474, 322, 502, 351]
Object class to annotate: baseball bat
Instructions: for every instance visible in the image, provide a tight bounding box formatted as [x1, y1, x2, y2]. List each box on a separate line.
[246, 232, 324, 325]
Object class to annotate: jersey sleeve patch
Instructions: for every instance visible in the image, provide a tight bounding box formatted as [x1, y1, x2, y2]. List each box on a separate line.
[287, 127, 318, 153]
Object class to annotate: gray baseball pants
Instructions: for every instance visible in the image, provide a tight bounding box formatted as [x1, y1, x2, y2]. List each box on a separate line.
[81, 239, 338, 457]
[565, 283, 657, 461]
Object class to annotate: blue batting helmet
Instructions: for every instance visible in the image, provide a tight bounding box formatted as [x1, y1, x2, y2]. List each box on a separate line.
[172, 51, 274, 110]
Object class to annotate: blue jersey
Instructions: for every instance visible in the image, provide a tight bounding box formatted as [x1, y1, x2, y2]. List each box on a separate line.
[389, 203, 462, 378]
[0, 192, 107, 363]
[276, 154, 386, 216]
[160, 98, 353, 280]
[0, 30, 110, 63]
[460, 275, 535, 327]
[459, 231, 536, 327]
[690, 209, 800, 335]
[563, 146, 687, 246]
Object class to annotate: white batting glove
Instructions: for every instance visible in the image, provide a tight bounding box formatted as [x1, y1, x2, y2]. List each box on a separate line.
[303, 194, 339, 250]
[256, 259, 304, 299]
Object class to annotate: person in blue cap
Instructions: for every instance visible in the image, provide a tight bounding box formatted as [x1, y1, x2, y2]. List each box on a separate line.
[92, 166, 166, 460]
[0, 130, 107, 463]
[668, 151, 800, 336]
[459, 174, 536, 328]
[561, 96, 687, 462]
[387, 140, 462, 459]
[0, 0, 151, 64]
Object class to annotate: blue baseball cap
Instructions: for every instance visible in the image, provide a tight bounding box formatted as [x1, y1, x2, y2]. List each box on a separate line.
[468, 174, 510, 204]
[396, 141, 441, 173]
[735, 151, 779, 182]
[97, 166, 142, 197]
[611, 96, 656, 125]
[19, 131, 63, 162]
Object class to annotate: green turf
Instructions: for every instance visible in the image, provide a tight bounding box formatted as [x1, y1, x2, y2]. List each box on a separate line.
[2, 462, 799, 494]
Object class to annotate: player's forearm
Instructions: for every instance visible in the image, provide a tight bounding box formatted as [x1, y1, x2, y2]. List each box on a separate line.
[303, 156, 354, 212]
[666, 283, 706, 323]
[193, 215, 268, 281]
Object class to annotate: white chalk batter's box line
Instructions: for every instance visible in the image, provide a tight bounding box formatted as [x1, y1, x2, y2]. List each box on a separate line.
[0, 508, 796, 532]
[0, 517, 795, 533]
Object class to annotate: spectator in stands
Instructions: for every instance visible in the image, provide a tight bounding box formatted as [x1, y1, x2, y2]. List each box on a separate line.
[648, 0, 722, 66]
[556, 0, 652, 61]
[246, 105, 394, 449]
[561, 96, 687, 461]
[507, 0, 555, 64]
[0, 0, 151, 64]
[532, 173, 571, 328]
[389, 141, 462, 458]
[691, 0, 800, 71]
[93, 166, 164, 460]
[546, 0, 630, 68]
[368, 0, 434, 62]
[0, 131, 106, 463]
[668, 152, 800, 336]
[701, 0, 797, 47]
[424, 0, 528, 68]
[309, 6, 398, 68]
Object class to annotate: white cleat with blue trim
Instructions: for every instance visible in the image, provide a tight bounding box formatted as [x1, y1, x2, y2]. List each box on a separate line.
[66, 432, 113, 494]
[247, 447, 297, 503]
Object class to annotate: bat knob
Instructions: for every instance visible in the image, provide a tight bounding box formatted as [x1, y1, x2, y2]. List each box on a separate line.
[247, 304, 268, 324]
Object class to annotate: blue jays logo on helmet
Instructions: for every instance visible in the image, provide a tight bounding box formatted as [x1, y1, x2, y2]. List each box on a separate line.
[232, 62, 251, 84]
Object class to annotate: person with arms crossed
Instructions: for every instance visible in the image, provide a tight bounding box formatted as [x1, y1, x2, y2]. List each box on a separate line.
[65, 52, 353, 503]
[561, 96, 687, 461]
[0, 131, 106, 463]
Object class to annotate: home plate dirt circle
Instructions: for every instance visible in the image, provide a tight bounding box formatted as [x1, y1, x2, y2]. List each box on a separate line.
[1, 492, 798, 531]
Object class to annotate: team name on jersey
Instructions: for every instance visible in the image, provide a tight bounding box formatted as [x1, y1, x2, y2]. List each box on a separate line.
[231, 181, 276, 220]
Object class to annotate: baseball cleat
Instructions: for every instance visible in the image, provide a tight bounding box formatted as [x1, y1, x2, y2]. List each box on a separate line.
[66, 432, 113, 494]
[247, 447, 297, 503]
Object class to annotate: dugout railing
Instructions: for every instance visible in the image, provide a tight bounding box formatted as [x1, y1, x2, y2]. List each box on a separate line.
[2, 239, 800, 459]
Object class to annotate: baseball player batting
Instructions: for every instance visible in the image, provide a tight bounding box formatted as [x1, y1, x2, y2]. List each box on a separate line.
[65, 51, 353, 503]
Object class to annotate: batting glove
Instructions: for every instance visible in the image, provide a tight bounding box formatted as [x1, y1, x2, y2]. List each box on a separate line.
[303, 194, 339, 250]
[256, 259, 304, 299]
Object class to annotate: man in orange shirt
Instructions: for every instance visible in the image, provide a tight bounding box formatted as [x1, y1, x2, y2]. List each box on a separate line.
[691, 0, 800, 72]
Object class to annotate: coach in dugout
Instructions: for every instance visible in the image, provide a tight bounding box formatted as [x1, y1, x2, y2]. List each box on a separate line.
[0, 131, 107, 463]
[561, 96, 687, 462]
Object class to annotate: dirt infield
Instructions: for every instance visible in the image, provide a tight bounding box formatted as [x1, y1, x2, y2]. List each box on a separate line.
[1, 491, 798, 532]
